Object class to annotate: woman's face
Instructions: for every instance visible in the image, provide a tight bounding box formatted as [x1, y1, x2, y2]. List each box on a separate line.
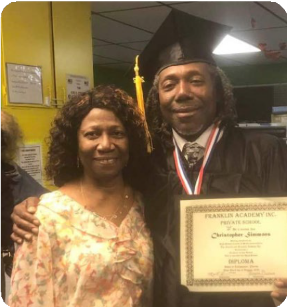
[78, 108, 129, 181]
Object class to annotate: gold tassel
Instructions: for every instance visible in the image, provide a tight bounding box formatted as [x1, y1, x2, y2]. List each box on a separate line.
[133, 55, 153, 153]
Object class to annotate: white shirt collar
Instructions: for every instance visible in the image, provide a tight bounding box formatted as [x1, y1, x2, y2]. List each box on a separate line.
[172, 123, 223, 151]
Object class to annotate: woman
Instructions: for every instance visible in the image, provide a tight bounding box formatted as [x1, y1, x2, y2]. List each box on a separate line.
[9, 85, 153, 307]
[1, 111, 46, 302]
[1, 112, 47, 236]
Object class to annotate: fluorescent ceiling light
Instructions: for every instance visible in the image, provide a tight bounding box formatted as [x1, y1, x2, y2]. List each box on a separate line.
[213, 35, 261, 55]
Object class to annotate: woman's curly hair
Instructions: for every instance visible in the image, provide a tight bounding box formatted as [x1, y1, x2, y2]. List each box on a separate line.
[1, 111, 23, 163]
[146, 65, 237, 149]
[46, 85, 149, 189]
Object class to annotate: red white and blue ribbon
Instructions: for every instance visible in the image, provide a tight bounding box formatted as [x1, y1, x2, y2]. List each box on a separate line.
[173, 122, 222, 195]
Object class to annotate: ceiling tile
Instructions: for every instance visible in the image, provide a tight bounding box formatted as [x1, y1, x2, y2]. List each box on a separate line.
[233, 27, 287, 55]
[219, 51, 286, 66]
[171, 2, 285, 30]
[95, 63, 131, 71]
[92, 38, 110, 46]
[91, 2, 159, 13]
[120, 41, 148, 50]
[94, 44, 138, 62]
[161, 1, 187, 4]
[93, 55, 120, 65]
[170, 2, 253, 30]
[256, 2, 287, 21]
[91, 2, 287, 70]
[101, 6, 171, 32]
[248, 2, 287, 28]
[91, 14, 152, 43]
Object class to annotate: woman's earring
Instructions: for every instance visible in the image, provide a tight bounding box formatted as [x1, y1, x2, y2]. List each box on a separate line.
[77, 157, 80, 168]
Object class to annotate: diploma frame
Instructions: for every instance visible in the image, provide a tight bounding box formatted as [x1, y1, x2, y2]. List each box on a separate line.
[179, 196, 287, 292]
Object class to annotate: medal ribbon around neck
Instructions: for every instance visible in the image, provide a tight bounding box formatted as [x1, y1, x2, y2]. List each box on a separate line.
[173, 122, 222, 195]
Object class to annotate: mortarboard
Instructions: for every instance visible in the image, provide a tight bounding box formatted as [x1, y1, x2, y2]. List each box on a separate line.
[139, 9, 232, 82]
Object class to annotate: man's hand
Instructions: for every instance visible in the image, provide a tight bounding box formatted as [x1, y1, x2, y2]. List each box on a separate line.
[271, 278, 287, 306]
[11, 197, 40, 244]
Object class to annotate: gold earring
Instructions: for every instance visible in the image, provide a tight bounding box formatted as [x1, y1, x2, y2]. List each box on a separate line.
[77, 157, 80, 168]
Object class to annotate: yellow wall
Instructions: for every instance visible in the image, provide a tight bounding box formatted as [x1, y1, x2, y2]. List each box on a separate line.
[52, 2, 94, 100]
[1, 2, 94, 190]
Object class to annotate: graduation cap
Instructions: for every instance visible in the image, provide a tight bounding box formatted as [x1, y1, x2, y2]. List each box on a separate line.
[138, 9, 232, 82]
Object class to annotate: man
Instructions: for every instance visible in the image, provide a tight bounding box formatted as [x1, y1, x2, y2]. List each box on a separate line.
[11, 9, 286, 307]
[139, 9, 287, 307]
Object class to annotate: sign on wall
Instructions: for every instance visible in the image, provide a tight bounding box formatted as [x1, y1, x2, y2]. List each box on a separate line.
[66, 74, 90, 100]
[17, 144, 43, 185]
[6, 63, 44, 105]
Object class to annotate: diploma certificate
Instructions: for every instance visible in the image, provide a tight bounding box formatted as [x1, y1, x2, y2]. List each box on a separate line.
[180, 197, 287, 292]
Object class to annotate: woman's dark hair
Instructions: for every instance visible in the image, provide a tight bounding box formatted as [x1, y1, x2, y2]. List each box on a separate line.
[46, 85, 149, 190]
[146, 65, 237, 149]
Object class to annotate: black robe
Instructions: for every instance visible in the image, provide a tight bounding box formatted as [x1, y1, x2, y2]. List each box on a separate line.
[144, 125, 287, 307]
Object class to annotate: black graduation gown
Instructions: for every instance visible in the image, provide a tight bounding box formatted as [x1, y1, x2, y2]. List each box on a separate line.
[144, 126, 287, 307]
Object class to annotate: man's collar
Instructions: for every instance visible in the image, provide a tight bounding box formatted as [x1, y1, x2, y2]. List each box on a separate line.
[172, 123, 223, 151]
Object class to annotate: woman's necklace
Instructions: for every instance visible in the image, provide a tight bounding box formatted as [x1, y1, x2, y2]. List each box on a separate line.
[80, 179, 129, 221]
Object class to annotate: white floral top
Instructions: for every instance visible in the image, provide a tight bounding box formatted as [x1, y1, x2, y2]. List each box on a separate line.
[9, 191, 153, 307]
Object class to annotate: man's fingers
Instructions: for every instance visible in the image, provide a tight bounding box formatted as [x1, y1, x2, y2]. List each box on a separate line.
[27, 206, 37, 214]
[27, 197, 39, 213]
[12, 211, 39, 230]
[10, 197, 40, 244]
[271, 278, 287, 304]
[11, 232, 23, 244]
[274, 279, 287, 288]
[13, 197, 40, 220]
[11, 209, 40, 226]
[271, 290, 287, 302]
[275, 280, 285, 288]
[12, 224, 34, 241]
[12, 215, 39, 235]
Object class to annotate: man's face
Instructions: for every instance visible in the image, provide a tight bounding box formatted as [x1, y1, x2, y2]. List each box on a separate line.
[158, 62, 218, 141]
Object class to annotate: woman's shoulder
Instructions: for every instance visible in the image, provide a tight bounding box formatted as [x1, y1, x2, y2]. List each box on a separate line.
[38, 190, 75, 219]
[39, 190, 66, 205]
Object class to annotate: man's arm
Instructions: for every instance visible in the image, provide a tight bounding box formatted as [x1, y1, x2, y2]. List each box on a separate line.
[11, 197, 40, 244]
[14, 164, 48, 202]
[9, 164, 48, 243]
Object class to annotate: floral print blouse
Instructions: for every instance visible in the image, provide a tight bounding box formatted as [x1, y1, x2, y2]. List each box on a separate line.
[9, 190, 153, 307]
